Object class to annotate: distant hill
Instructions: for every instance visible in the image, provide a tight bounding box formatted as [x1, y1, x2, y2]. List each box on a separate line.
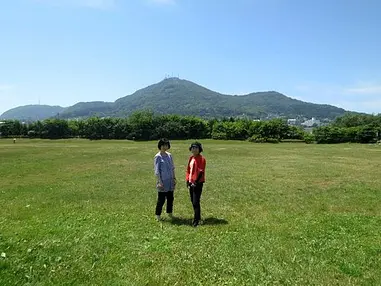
[0, 105, 64, 121]
[59, 101, 114, 118]
[1, 78, 348, 121]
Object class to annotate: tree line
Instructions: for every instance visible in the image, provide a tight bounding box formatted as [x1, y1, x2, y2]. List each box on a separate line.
[1, 111, 380, 143]
[0, 111, 304, 142]
[313, 113, 381, 144]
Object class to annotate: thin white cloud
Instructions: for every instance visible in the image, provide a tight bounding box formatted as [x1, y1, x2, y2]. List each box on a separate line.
[292, 80, 381, 114]
[150, 0, 176, 5]
[332, 99, 381, 115]
[344, 84, 381, 95]
[33, 0, 116, 10]
[0, 84, 13, 91]
[82, 0, 116, 9]
[294, 82, 342, 102]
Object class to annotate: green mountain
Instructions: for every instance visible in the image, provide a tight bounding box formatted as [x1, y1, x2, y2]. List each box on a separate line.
[0, 105, 64, 121]
[1, 78, 348, 120]
[60, 78, 347, 119]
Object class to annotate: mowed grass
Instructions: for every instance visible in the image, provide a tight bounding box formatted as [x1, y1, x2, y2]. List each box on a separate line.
[1, 139, 381, 285]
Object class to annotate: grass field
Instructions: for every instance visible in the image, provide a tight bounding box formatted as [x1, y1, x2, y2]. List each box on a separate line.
[1, 139, 381, 285]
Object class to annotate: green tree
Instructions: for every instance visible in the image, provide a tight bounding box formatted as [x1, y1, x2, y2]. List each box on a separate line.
[356, 126, 378, 143]
[334, 113, 381, 128]
[127, 110, 156, 140]
[41, 119, 70, 139]
[0, 120, 23, 137]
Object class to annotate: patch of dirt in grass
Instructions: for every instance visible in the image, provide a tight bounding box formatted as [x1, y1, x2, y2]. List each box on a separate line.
[312, 180, 337, 189]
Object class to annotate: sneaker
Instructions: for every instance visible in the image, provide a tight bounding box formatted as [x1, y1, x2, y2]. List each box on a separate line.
[155, 215, 161, 221]
[192, 220, 199, 227]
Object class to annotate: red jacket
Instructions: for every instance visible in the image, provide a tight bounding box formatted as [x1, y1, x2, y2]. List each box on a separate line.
[186, 155, 206, 184]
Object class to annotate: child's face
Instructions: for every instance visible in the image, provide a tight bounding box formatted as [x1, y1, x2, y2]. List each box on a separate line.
[191, 146, 200, 156]
[160, 144, 169, 152]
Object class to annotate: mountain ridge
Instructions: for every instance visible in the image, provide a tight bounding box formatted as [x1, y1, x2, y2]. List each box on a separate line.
[1, 78, 348, 121]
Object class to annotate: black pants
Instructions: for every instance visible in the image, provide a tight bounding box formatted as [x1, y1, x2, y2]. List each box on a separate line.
[189, 183, 203, 222]
[155, 191, 174, 216]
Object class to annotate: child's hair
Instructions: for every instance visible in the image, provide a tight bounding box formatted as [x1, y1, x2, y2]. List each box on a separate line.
[189, 141, 203, 153]
[158, 138, 171, 150]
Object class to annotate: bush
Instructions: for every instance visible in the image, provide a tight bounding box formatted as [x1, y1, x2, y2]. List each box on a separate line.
[313, 126, 348, 144]
[356, 126, 378, 143]
[248, 135, 279, 143]
[303, 133, 315, 144]
[211, 131, 228, 140]
[266, 138, 280, 144]
[28, 130, 37, 138]
[248, 135, 266, 143]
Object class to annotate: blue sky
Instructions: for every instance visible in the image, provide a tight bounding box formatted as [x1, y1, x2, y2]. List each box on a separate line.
[1, 0, 380, 115]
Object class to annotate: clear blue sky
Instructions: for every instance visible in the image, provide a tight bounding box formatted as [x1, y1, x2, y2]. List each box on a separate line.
[1, 0, 380, 115]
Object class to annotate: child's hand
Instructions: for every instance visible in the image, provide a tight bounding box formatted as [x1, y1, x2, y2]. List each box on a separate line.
[157, 182, 164, 189]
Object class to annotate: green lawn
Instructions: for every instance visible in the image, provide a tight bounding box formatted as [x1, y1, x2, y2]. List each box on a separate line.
[1, 139, 380, 285]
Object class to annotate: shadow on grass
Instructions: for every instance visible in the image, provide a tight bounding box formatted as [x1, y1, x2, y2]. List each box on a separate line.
[203, 217, 229, 225]
[168, 216, 228, 226]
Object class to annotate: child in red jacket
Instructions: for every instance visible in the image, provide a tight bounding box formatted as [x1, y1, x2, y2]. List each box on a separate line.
[186, 141, 206, 227]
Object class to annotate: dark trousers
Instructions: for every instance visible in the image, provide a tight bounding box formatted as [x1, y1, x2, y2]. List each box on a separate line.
[189, 183, 203, 222]
[155, 191, 174, 216]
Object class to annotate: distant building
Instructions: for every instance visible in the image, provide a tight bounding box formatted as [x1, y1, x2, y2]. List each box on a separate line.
[287, 119, 297, 125]
[301, 117, 321, 127]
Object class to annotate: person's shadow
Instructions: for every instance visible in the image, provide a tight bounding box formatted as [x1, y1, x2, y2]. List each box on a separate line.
[168, 216, 228, 226]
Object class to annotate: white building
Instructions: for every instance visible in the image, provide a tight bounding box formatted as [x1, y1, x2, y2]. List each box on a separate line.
[287, 119, 297, 125]
[301, 117, 321, 127]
